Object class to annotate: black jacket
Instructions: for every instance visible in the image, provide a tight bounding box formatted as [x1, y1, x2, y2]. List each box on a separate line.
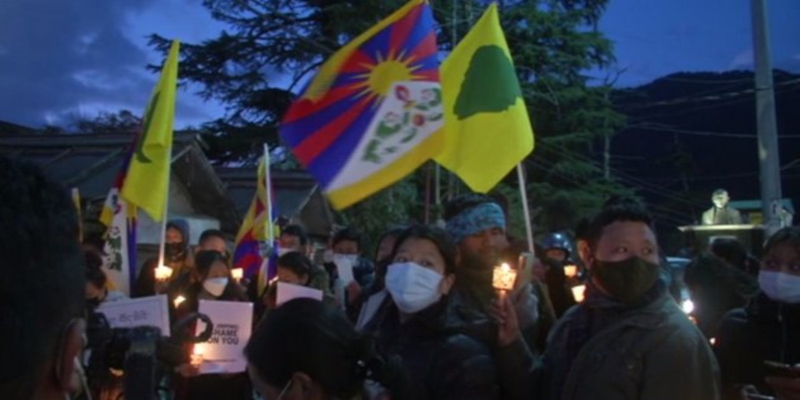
[715, 293, 800, 398]
[371, 297, 499, 400]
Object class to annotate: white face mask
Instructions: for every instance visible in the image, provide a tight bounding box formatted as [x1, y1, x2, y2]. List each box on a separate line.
[203, 277, 229, 297]
[385, 262, 443, 314]
[759, 270, 800, 304]
[333, 253, 358, 267]
[323, 249, 334, 263]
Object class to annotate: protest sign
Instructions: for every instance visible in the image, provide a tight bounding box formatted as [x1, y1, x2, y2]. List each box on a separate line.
[195, 300, 253, 374]
[276, 282, 324, 306]
[96, 295, 171, 336]
[332, 254, 355, 284]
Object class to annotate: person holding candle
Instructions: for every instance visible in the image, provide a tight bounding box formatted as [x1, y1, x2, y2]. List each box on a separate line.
[133, 219, 195, 298]
[444, 194, 541, 349]
[172, 250, 250, 400]
[540, 232, 578, 318]
[362, 225, 500, 399]
[539, 198, 719, 400]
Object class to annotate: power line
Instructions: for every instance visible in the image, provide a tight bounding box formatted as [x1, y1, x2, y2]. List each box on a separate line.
[625, 124, 764, 139]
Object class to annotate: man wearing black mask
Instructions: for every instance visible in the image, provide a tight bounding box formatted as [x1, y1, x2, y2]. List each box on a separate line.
[540, 198, 720, 400]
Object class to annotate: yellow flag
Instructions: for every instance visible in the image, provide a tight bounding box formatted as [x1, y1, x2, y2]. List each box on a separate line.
[435, 4, 534, 193]
[121, 40, 180, 221]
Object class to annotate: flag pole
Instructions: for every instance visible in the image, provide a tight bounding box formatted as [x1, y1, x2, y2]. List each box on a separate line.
[156, 147, 172, 268]
[261, 144, 274, 291]
[516, 163, 535, 255]
[264, 144, 274, 245]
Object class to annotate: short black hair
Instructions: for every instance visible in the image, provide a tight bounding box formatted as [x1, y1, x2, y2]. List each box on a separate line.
[195, 250, 229, 279]
[246, 299, 371, 398]
[444, 193, 502, 221]
[710, 238, 748, 267]
[0, 157, 84, 399]
[332, 227, 361, 250]
[277, 252, 313, 278]
[585, 197, 655, 250]
[199, 229, 225, 245]
[712, 188, 728, 197]
[764, 226, 800, 255]
[391, 225, 458, 275]
[281, 224, 309, 246]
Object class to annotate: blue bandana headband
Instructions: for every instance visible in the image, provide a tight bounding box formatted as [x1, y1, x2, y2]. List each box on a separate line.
[446, 202, 506, 243]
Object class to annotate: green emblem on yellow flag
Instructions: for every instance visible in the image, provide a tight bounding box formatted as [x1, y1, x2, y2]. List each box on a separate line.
[435, 4, 534, 193]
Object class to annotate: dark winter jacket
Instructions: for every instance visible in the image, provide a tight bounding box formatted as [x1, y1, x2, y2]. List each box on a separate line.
[369, 297, 499, 400]
[541, 284, 720, 400]
[715, 293, 800, 398]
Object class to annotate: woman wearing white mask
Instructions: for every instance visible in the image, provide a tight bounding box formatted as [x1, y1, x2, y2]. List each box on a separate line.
[363, 225, 499, 400]
[173, 250, 251, 400]
[716, 227, 800, 399]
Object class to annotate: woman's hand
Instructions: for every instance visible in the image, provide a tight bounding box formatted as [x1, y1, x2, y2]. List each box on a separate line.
[175, 363, 200, 378]
[490, 290, 521, 348]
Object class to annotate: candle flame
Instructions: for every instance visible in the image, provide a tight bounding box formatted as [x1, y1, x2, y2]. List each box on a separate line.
[571, 285, 586, 302]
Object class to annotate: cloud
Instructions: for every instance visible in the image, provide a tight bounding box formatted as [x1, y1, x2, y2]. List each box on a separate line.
[0, 0, 161, 128]
[728, 48, 754, 70]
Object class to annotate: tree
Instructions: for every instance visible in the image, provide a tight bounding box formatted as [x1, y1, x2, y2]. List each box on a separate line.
[71, 110, 142, 134]
[151, 0, 634, 239]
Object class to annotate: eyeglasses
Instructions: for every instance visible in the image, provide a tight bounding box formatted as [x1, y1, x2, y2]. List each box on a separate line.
[762, 260, 800, 273]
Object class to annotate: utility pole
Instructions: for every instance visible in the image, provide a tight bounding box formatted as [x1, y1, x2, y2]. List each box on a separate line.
[751, 0, 783, 235]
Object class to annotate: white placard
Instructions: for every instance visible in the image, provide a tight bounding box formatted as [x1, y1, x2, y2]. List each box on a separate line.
[96, 295, 171, 337]
[195, 300, 253, 374]
[276, 282, 324, 307]
[333, 254, 356, 285]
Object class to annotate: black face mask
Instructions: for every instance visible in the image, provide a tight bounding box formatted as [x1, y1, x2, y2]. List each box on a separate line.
[591, 256, 660, 304]
[165, 242, 184, 257]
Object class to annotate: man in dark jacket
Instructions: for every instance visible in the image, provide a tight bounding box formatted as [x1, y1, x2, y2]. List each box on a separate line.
[444, 194, 540, 340]
[541, 198, 720, 400]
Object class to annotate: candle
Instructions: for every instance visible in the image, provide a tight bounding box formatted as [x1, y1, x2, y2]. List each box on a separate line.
[492, 263, 517, 291]
[190, 344, 204, 367]
[231, 268, 244, 281]
[571, 285, 586, 302]
[155, 265, 173, 281]
[174, 295, 186, 308]
[563, 264, 578, 278]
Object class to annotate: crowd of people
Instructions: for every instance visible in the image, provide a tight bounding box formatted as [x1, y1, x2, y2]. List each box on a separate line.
[2, 155, 800, 400]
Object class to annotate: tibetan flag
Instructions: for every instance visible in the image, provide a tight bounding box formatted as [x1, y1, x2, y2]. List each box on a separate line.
[280, 0, 444, 209]
[100, 148, 138, 295]
[121, 40, 180, 221]
[233, 158, 279, 286]
[435, 4, 534, 193]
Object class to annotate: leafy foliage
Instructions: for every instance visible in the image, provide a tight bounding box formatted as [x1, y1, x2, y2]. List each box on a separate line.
[149, 0, 633, 238]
